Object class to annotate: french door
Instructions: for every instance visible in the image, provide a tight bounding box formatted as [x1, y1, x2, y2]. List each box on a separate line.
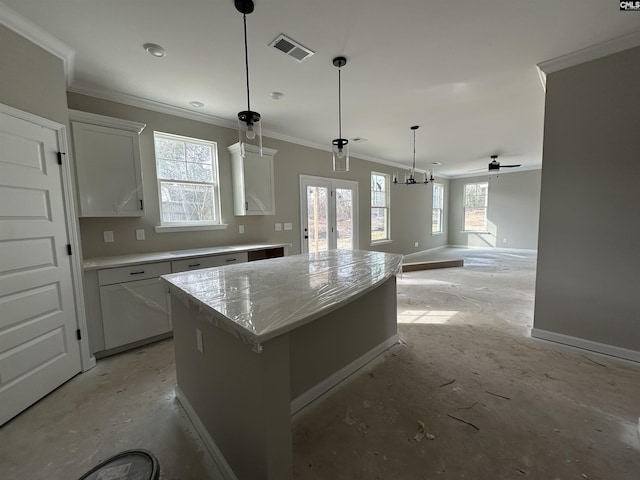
[299, 175, 358, 254]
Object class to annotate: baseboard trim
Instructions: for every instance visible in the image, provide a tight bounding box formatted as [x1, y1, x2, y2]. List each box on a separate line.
[175, 386, 237, 480]
[290, 334, 399, 415]
[531, 328, 640, 364]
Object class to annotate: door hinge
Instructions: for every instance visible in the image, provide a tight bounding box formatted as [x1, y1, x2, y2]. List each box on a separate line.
[57, 152, 65, 165]
[76, 329, 82, 341]
[245, 201, 249, 211]
[331, 190, 334, 197]
[66, 244, 72, 255]
[139, 199, 144, 210]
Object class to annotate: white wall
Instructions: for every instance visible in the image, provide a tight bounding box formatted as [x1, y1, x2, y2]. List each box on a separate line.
[448, 169, 542, 250]
[67, 93, 449, 258]
[533, 47, 640, 359]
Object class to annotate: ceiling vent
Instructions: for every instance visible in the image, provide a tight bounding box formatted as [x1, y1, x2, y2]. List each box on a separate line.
[269, 34, 314, 62]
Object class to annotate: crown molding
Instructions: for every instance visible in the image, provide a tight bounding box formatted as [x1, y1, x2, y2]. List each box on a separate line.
[0, 2, 75, 86]
[67, 81, 424, 174]
[537, 29, 640, 75]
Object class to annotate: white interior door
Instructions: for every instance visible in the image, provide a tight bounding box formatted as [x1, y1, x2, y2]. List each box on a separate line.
[0, 108, 82, 426]
[300, 175, 358, 254]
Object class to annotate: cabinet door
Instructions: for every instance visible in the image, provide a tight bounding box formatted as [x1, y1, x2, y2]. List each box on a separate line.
[243, 152, 275, 215]
[228, 143, 277, 215]
[72, 121, 144, 217]
[100, 277, 171, 350]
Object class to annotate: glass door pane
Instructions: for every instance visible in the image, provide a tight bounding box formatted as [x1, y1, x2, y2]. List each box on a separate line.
[335, 188, 354, 250]
[306, 185, 329, 254]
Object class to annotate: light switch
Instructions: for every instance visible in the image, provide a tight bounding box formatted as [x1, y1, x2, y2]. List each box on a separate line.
[136, 229, 145, 241]
[103, 231, 114, 243]
[275, 223, 282, 231]
[239, 225, 245, 234]
[284, 223, 293, 231]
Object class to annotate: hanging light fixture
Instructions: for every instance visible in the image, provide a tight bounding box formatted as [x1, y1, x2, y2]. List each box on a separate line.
[332, 56, 349, 172]
[235, 0, 262, 156]
[393, 125, 434, 185]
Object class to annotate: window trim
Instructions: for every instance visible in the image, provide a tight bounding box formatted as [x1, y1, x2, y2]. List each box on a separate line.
[432, 182, 444, 235]
[370, 171, 391, 244]
[463, 181, 489, 233]
[153, 131, 222, 228]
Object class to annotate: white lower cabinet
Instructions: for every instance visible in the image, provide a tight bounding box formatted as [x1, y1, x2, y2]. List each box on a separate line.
[98, 261, 172, 350]
[84, 246, 285, 357]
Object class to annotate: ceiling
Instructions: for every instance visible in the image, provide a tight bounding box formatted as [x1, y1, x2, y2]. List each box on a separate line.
[3, 1, 640, 177]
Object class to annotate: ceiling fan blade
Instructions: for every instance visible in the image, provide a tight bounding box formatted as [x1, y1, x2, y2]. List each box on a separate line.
[467, 167, 487, 172]
[501, 164, 522, 168]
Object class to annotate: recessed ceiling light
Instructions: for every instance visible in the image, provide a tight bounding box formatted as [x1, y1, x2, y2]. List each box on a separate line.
[143, 43, 166, 58]
[270, 91, 284, 100]
[189, 101, 204, 108]
[432, 161, 442, 166]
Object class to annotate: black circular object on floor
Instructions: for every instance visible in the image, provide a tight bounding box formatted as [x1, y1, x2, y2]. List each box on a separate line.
[78, 449, 160, 480]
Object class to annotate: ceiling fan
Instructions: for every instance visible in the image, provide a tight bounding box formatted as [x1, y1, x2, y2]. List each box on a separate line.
[488, 154, 521, 171]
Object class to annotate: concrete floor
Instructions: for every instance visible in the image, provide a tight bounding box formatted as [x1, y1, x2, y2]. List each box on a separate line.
[1, 248, 639, 479]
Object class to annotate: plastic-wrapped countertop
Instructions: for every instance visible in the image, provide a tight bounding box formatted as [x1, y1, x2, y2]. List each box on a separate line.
[160, 249, 403, 352]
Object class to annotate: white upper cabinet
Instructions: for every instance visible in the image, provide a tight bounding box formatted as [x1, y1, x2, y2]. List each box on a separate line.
[69, 110, 146, 217]
[228, 142, 277, 216]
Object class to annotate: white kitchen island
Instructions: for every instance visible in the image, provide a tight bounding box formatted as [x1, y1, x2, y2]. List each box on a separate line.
[161, 249, 403, 479]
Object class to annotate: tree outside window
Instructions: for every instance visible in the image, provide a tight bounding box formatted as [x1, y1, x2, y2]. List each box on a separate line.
[463, 182, 488, 231]
[432, 183, 444, 234]
[371, 172, 390, 242]
[154, 132, 221, 225]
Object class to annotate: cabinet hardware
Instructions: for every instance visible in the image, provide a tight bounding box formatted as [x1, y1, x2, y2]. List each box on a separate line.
[226, 258, 237, 262]
[245, 201, 249, 211]
[140, 199, 144, 210]
[130, 271, 145, 275]
[188, 263, 201, 268]
[57, 152, 65, 165]
[66, 244, 72, 255]
[76, 329, 82, 340]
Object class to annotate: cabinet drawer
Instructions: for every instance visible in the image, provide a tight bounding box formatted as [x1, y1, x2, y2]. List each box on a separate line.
[171, 252, 248, 273]
[98, 261, 171, 286]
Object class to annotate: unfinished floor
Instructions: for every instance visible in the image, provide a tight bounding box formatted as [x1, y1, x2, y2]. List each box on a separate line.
[1, 248, 638, 479]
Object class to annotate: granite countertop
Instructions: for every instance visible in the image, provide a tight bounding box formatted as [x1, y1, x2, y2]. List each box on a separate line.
[160, 249, 404, 351]
[83, 243, 290, 270]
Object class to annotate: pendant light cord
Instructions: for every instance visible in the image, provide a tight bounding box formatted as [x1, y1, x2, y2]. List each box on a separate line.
[412, 128, 416, 174]
[243, 13, 251, 112]
[338, 67, 342, 139]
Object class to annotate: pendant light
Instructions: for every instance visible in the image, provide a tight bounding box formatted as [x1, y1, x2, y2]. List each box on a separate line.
[393, 125, 434, 185]
[235, 0, 262, 156]
[332, 56, 349, 172]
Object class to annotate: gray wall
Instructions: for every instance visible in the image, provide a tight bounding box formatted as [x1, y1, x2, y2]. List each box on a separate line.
[533, 47, 640, 354]
[448, 169, 541, 249]
[0, 24, 68, 124]
[67, 93, 449, 258]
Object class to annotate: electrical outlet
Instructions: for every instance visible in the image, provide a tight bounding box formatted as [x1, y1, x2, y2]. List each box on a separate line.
[275, 223, 282, 231]
[136, 229, 145, 241]
[414, 242, 419, 247]
[196, 329, 203, 353]
[103, 231, 114, 243]
[239, 225, 245, 234]
[284, 223, 293, 231]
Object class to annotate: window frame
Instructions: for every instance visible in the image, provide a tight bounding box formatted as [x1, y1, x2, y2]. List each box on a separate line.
[370, 171, 391, 244]
[432, 182, 444, 234]
[153, 131, 224, 232]
[463, 181, 489, 232]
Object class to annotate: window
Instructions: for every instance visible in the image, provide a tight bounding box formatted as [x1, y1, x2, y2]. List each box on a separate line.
[371, 172, 390, 242]
[432, 183, 444, 234]
[463, 182, 488, 232]
[154, 132, 221, 227]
